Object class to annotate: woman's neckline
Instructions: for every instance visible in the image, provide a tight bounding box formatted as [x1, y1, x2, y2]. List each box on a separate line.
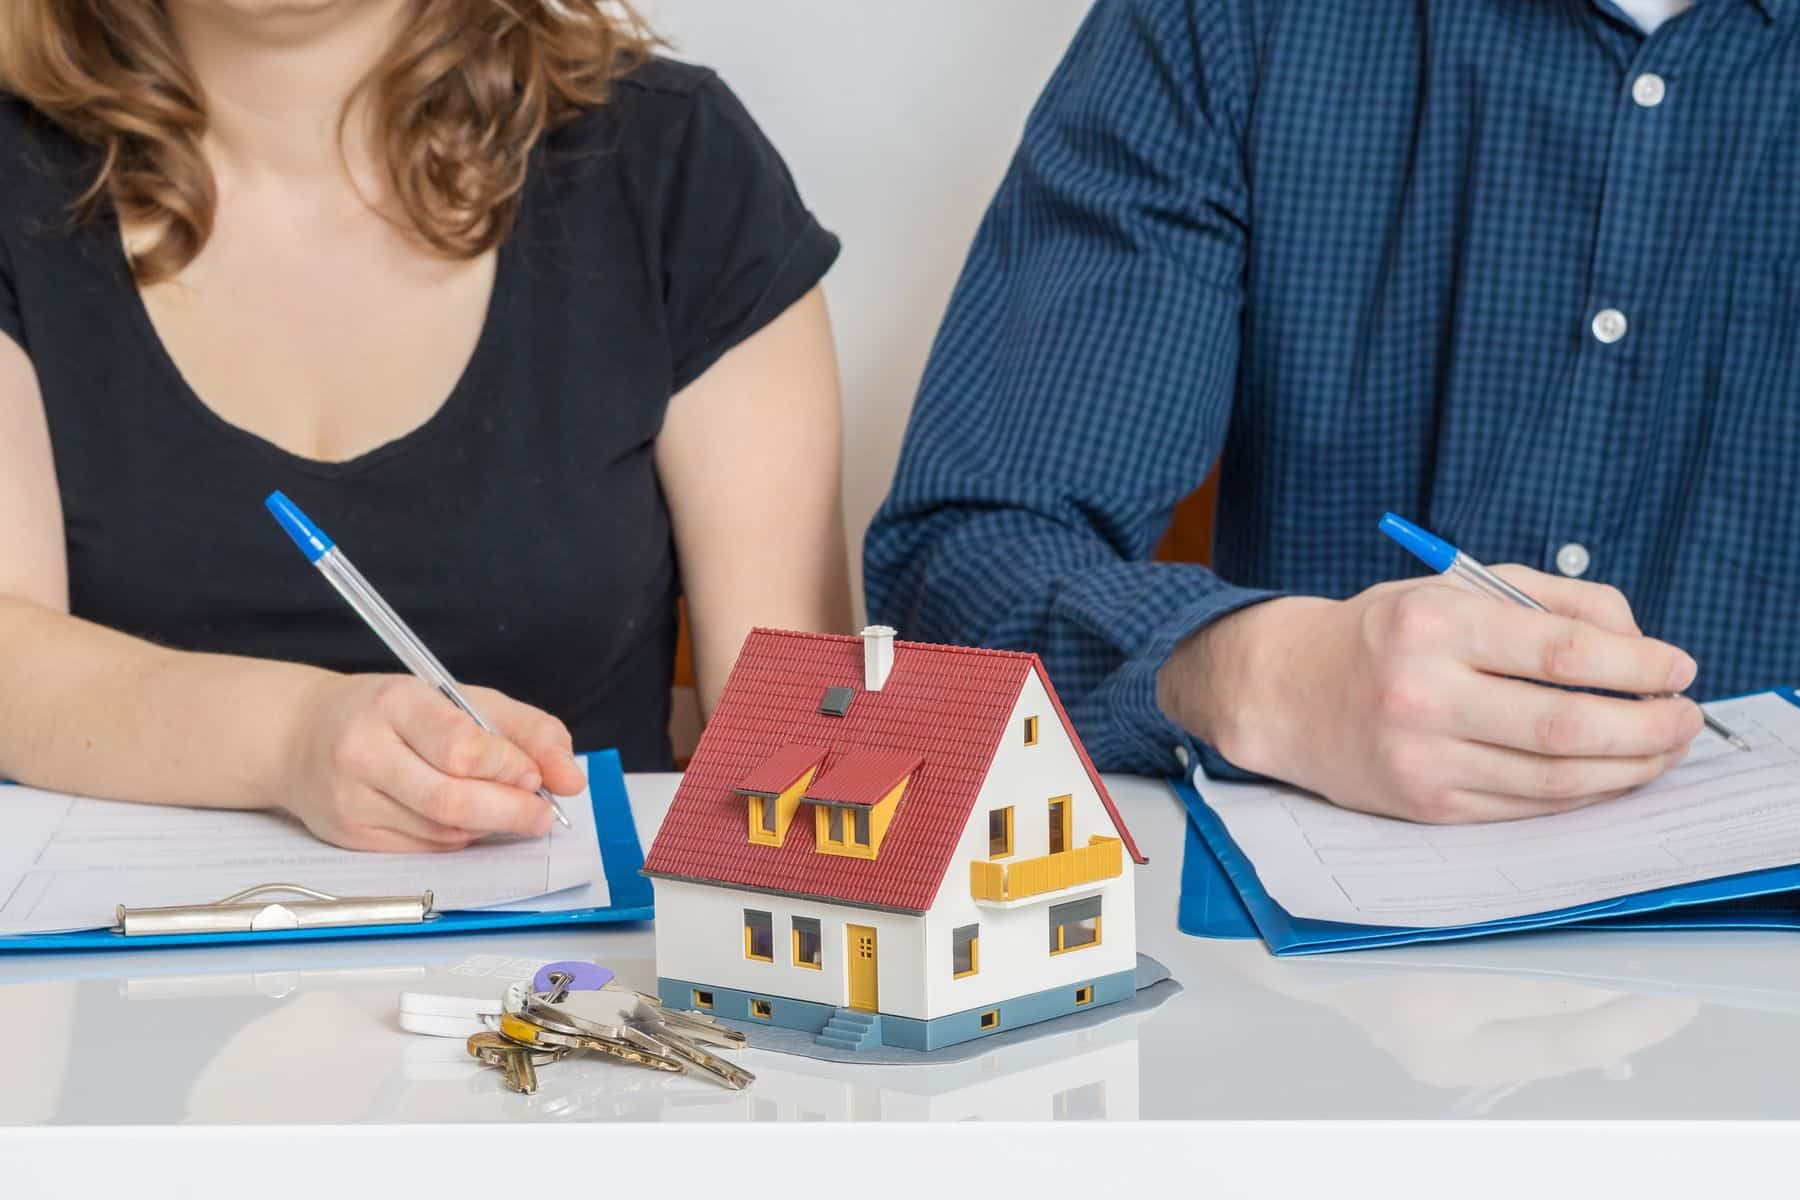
[109, 218, 511, 482]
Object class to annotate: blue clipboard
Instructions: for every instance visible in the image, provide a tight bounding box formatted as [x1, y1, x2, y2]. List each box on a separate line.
[0, 748, 654, 953]
[1178, 688, 1800, 954]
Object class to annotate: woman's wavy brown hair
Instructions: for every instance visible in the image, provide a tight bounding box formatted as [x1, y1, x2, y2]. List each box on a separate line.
[0, 1, 659, 284]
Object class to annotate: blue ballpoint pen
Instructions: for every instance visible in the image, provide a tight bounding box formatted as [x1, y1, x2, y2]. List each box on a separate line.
[1378, 512, 1752, 753]
[265, 491, 573, 829]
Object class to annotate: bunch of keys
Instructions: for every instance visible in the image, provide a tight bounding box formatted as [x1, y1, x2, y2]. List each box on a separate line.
[494, 969, 756, 1091]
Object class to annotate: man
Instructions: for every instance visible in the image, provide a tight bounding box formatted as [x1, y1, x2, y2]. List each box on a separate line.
[864, 0, 1795, 822]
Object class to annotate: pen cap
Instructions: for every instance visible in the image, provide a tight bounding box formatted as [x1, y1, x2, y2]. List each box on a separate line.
[1378, 512, 1457, 574]
[265, 491, 335, 563]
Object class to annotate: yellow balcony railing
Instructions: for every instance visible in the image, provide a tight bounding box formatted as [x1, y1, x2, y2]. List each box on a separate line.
[970, 836, 1122, 903]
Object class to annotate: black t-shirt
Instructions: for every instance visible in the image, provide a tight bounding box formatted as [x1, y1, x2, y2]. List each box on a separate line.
[0, 59, 838, 770]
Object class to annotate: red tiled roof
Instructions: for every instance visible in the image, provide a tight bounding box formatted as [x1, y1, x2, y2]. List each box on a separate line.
[735, 744, 828, 796]
[806, 749, 924, 807]
[643, 629, 1145, 912]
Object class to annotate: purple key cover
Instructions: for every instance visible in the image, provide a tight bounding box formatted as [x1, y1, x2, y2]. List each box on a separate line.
[533, 960, 614, 993]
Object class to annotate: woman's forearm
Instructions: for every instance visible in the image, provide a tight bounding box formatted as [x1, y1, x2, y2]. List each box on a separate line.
[0, 595, 330, 809]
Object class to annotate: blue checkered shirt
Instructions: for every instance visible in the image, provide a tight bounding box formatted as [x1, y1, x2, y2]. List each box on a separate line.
[864, 0, 1800, 778]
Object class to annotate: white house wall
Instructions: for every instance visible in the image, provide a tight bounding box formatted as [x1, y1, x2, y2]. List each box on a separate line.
[651, 878, 928, 1017]
[919, 667, 1138, 1018]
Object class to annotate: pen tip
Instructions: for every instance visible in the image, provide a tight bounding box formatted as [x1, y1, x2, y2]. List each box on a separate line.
[1730, 735, 1753, 752]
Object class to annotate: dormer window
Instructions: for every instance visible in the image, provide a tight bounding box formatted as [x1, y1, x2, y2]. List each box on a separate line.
[735, 745, 827, 848]
[805, 748, 922, 861]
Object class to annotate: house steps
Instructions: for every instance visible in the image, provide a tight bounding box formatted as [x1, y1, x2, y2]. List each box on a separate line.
[815, 1008, 883, 1050]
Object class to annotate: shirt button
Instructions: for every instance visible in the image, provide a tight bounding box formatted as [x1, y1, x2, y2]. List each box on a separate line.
[1173, 745, 1191, 770]
[1556, 542, 1592, 578]
[1591, 308, 1628, 344]
[1632, 73, 1666, 108]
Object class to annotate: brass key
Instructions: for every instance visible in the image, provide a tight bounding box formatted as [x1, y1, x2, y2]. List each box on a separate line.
[467, 1031, 565, 1068]
[467, 1030, 563, 1095]
[500, 1047, 538, 1094]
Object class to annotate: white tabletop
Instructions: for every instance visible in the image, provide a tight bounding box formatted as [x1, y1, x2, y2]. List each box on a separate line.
[5, 773, 1799, 1193]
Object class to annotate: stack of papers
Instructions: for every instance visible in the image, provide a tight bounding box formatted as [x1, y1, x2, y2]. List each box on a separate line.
[0, 757, 617, 941]
[1180, 689, 1800, 953]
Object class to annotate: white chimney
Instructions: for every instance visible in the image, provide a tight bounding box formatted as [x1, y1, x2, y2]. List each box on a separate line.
[861, 625, 896, 692]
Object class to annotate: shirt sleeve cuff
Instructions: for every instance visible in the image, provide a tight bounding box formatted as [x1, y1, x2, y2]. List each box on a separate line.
[1110, 584, 1285, 779]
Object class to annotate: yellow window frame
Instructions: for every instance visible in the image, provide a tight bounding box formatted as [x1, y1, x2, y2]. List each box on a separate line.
[1048, 795, 1072, 855]
[1075, 985, 1094, 1006]
[744, 766, 819, 849]
[1051, 915, 1102, 955]
[814, 777, 908, 860]
[1024, 715, 1039, 746]
[747, 794, 778, 843]
[988, 806, 1014, 859]
[792, 919, 823, 970]
[979, 1009, 1000, 1030]
[953, 925, 980, 979]
[744, 910, 774, 962]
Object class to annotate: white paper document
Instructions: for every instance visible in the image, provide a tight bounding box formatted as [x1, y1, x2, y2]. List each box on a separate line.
[1198, 691, 1800, 928]
[0, 764, 606, 936]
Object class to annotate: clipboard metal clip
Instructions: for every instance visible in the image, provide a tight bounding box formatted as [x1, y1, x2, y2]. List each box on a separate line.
[116, 883, 436, 937]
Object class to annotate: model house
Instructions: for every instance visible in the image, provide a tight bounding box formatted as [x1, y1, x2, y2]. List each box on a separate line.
[643, 626, 1146, 1052]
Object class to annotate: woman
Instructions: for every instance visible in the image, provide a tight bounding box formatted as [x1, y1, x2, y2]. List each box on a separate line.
[0, 0, 849, 851]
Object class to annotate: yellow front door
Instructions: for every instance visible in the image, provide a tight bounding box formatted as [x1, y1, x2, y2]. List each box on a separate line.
[847, 924, 879, 1012]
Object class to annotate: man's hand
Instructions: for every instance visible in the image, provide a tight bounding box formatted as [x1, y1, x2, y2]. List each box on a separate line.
[1158, 567, 1704, 822]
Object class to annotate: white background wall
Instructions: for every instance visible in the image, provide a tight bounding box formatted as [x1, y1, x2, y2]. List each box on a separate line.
[636, 0, 1095, 614]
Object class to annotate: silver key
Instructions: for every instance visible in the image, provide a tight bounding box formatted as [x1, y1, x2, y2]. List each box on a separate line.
[614, 987, 747, 1049]
[641, 1025, 754, 1090]
[538, 970, 575, 1005]
[545, 987, 755, 1090]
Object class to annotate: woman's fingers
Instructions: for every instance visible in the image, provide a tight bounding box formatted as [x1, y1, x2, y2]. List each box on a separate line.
[378, 680, 543, 792]
[365, 724, 552, 837]
[467, 686, 585, 795]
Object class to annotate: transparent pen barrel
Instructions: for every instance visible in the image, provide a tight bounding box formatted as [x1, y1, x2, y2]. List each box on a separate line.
[1448, 555, 1548, 613]
[316, 548, 496, 733]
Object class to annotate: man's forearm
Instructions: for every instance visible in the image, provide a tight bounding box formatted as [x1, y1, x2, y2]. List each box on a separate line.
[0, 595, 329, 809]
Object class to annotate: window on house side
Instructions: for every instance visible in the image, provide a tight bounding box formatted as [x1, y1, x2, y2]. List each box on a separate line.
[744, 909, 774, 961]
[1048, 796, 1070, 855]
[1024, 716, 1039, 745]
[1075, 985, 1094, 1006]
[979, 1009, 1000, 1031]
[792, 916, 822, 968]
[750, 998, 773, 1019]
[1049, 898, 1102, 954]
[953, 924, 979, 978]
[988, 806, 1013, 858]
[693, 989, 714, 1010]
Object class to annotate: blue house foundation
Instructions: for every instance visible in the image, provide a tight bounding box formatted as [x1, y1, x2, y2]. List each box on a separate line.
[658, 967, 1135, 1052]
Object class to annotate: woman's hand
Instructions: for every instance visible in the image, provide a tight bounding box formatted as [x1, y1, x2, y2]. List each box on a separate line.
[285, 674, 585, 852]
